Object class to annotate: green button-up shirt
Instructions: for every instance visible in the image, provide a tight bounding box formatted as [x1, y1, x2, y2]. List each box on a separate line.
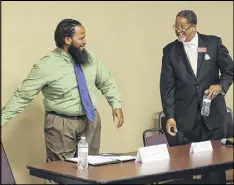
[1, 48, 122, 126]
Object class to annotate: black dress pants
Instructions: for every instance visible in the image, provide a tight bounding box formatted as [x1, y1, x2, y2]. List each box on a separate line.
[176, 104, 226, 184]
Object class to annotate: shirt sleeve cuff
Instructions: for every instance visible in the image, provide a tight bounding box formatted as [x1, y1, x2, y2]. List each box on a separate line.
[220, 84, 226, 96]
[220, 90, 226, 96]
[111, 102, 122, 110]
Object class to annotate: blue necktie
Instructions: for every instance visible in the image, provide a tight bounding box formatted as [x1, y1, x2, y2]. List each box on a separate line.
[74, 63, 96, 123]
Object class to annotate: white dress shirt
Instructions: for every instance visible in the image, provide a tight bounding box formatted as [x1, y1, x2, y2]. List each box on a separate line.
[183, 32, 198, 76]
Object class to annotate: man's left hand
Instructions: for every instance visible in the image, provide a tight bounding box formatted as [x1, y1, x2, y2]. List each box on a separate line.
[112, 108, 124, 129]
[205, 85, 223, 100]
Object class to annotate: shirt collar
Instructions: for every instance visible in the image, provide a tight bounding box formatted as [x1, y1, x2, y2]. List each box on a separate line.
[55, 47, 73, 62]
[183, 32, 198, 47]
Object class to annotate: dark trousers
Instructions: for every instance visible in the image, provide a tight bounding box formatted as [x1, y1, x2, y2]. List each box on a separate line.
[176, 105, 226, 184]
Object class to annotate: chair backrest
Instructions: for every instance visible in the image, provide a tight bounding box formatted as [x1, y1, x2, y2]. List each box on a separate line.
[1, 142, 16, 184]
[142, 128, 168, 147]
[226, 106, 233, 138]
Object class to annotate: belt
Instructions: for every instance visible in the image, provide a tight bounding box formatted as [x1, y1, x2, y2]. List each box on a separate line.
[46, 111, 86, 119]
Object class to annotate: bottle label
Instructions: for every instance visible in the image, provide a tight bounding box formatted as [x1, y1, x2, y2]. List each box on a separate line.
[79, 148, 88, 153]
[203, 98, 211, 103]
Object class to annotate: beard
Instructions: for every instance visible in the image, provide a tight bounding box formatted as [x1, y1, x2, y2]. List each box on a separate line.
[68, 42, 89, 65]
[176, 31, 187, 42]
[177, 35, 187, 42]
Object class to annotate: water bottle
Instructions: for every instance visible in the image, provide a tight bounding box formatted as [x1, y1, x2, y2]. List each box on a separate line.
[77, 136, 88, 169]
[201, 94, 211, 116]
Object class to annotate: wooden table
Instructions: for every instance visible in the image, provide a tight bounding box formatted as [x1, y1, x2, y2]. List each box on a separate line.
[27, 140, 234, 184]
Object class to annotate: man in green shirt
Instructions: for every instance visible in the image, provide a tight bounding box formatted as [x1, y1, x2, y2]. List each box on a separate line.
[2, 19, 124, 163]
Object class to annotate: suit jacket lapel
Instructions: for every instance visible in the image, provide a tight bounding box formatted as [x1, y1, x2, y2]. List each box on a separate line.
[197, 34, 207, 77]
[176, 41, 196, 80]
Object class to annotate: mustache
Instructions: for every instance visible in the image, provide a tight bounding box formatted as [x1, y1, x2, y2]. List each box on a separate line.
[176, 31, 186, 36]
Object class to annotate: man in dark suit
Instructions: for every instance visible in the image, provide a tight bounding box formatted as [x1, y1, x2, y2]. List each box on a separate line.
[160, 10, 233, 183]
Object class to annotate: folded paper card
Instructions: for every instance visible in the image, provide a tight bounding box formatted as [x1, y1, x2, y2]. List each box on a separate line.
[135, 144, 170, 163]
[190, 140, 213, 153]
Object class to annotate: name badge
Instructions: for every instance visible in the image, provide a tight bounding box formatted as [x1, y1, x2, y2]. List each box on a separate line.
[197, 47, 207, 52]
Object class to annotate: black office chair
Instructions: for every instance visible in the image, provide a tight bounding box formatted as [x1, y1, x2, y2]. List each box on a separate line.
[1, 142, 16, 184]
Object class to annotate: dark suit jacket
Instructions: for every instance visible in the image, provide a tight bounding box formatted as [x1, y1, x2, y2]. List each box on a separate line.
[160, 33, 233, 131]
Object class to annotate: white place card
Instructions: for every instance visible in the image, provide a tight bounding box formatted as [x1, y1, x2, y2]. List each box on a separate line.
[135, 144, 170, 163]
[190, 140, 213, 153]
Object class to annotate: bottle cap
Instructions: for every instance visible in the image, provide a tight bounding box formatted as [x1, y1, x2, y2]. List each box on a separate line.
[81, 136, 86, 140]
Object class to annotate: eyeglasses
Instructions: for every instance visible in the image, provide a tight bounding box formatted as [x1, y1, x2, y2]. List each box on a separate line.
[172, 24, 194, 32]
